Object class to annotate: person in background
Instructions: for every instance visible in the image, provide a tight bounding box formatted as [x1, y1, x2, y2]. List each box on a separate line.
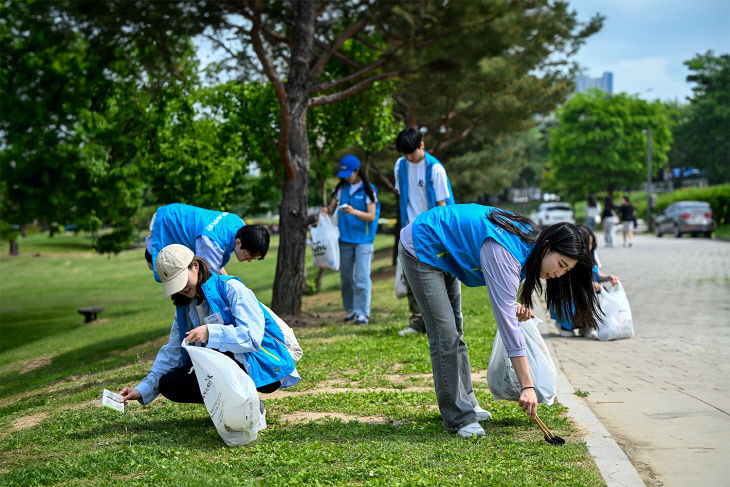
[584, 195, 601, 232]
[551, 226, 619, 338]
[399, 204, 600, 437]
[145, 203, 270, 280]
[618, 195, 636, 247]
[121, 244, 299, 429]
[601, 195, 617, 248]
[321, 155, 380, 325]
[394, 127, 455, 336]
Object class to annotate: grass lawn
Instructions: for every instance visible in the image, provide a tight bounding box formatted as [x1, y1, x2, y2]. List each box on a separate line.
[0, 231, 604, 486]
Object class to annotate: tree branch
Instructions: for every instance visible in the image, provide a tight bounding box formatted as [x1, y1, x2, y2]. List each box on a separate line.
[309, 71, 398, 108]
[249, 2, 295, 180]
[310, 17, 369, 78]
[310, 57, 388, 93]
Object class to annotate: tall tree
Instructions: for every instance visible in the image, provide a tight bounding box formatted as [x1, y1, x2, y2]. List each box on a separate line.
[545, 89, 673, 200]
[683, 51, 730, 184]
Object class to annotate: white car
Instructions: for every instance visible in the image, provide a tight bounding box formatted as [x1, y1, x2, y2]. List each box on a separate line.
[530, 202, 575, 227]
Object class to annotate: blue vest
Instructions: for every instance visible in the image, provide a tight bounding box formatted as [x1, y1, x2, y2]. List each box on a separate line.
[174, 273, 296, 388]
[412, 204, 536, 287]
[149, 203, 244, 282]
[398, 151, 455, 228]
[338, 183, 381, 244]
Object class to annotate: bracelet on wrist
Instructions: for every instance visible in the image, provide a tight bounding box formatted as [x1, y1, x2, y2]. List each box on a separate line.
[521, 386, 535, 392]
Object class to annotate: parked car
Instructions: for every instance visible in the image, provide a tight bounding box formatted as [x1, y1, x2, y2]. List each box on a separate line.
[530, 202, 575, 228]
[654, 201, 715, 238]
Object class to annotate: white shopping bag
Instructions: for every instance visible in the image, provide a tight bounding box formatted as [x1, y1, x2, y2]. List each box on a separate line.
[260, 303, 303, 362]
[182, 341, 260, 446]
[487, 318, 557, 405]
[394, 258, 408, 299]
[596, 283, 634, 341]
[311, 214, 340, 270]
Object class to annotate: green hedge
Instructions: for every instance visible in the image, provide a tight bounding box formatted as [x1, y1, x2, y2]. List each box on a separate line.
[634, 184, 730, 225]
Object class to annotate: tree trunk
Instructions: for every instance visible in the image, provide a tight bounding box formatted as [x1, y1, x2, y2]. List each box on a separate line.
[9, 240, 19, 256]
[270, 0, 315, 316]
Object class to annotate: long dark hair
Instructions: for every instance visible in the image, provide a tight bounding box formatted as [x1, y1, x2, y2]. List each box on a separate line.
[488, 208, 601, 329]
[170, 257, 211, 307]
[332, 167, 376, 202]
[578, 225, 598, 266]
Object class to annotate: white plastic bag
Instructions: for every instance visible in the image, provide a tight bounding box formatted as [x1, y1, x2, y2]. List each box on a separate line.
[311, 214, 340, 270]
[394, 258, 408, 299]
[596, 283, 634, 341]
[260, 303, 303, 362]
[487, 318, 557, 405]
[182, 341, 261, 446]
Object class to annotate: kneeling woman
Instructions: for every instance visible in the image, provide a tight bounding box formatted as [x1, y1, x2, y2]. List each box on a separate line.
[399, 204, 599, 437]
[121, 244, 299, 411]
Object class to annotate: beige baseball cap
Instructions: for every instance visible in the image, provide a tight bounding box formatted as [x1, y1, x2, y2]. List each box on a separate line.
[156, 244, 194, 297]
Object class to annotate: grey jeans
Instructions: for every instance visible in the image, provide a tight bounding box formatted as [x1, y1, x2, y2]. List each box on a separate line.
[398, 242, 479, 431]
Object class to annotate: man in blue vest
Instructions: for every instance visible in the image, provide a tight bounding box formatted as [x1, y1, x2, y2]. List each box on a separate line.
[144, 203, 270, 282]
[394, 128, 455, 336]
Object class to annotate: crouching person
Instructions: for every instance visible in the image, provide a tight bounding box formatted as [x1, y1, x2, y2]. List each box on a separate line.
[120, 244, 299, 424]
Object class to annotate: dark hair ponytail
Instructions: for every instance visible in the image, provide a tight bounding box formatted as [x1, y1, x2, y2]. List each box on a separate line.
[488, 208, 601, 329]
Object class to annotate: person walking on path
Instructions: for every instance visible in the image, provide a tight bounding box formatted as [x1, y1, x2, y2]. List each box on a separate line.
[618, 195, 636, 247]
[398, 204, 600, 437]
[601, 195, 617, 248]
[584, 195, 601, 232]
[121, 244, 299, 423]
[393, 127, 455, 336]
[145, 203, 270, 281]
[322, 155, 380, 325]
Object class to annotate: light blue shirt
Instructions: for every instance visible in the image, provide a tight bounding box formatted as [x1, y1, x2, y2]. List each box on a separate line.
[135, 279, 266, 405]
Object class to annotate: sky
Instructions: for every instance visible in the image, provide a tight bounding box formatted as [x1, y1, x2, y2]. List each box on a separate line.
[568, 0, 730, 102]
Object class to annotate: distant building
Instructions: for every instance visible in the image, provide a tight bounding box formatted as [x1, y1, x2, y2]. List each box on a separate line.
[575, 72, 613, 95]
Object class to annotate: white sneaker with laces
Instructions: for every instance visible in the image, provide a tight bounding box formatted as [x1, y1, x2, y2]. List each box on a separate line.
[474, 405, 492, 421]
[355, 314, 368, 325]
[457, 422, 485, 438]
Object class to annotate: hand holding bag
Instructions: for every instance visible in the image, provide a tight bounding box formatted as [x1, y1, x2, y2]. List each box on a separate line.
[487, 318, 557, 405]
[310, 213, 340, 270]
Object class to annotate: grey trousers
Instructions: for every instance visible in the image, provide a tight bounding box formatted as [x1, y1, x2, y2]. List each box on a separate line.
[398, 243, 479, 431]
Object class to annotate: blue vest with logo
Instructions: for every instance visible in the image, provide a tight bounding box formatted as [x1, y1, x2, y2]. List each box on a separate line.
[149, 203, 244, 282]
[412, 204, 536, 287]
[174, 273, 296, 388]
[338, 183, 381, 244]
[397, 151, 455, 228]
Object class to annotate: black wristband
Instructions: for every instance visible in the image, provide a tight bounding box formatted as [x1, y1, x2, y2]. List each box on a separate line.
[521, 386, 535, 392]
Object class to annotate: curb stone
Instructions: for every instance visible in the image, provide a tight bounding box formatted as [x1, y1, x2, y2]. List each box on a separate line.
[538, 319, 646, 487]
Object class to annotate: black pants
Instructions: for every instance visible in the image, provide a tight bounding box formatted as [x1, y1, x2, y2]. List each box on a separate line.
[159, 351, 282, 404]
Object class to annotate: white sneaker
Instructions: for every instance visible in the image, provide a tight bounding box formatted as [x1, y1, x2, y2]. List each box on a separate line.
[578, 327, 598, 339]
[559, 328, 575, 338]
[258, 400, 267, 431]
[457, 422, 485, 438]
[474, 405, 492, 421]
[398, 326, 422, 336]
[355, 314, 369, 325]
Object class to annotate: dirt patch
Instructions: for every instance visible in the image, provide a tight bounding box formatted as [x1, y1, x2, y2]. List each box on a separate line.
[280, 411, 392, 425]
[19, 356, 54, 375]
[10, 412, 48, 432]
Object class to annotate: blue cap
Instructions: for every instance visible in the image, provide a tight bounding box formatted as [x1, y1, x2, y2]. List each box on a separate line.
[336, 155, 360, 178]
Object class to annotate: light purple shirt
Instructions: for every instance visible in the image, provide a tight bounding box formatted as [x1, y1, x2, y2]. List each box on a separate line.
[400, 226, 526, 357]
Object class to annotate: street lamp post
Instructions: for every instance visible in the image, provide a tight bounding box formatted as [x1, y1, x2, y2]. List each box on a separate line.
[644, 129, 653, 229]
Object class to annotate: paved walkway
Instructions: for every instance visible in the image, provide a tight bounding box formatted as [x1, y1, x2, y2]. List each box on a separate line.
[543, 234, 730, 487]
